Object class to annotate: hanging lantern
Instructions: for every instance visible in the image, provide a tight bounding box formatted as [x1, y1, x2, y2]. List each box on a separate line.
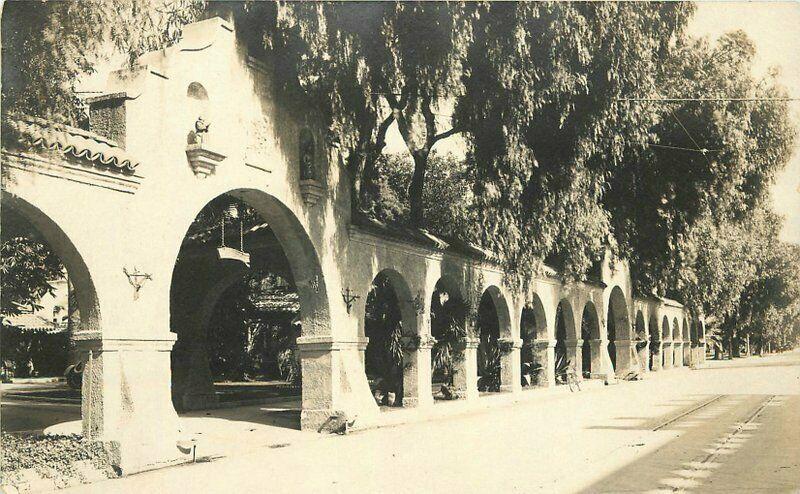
[217, 200, 250, 267]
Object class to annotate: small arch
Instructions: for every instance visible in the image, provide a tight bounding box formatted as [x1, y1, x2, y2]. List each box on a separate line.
[662, 315, 670, 340]
[649, 312, 660, 370]
[430, 276, 466, 390]
[672, 317, 680, 341]
[299, 128, 316, 181]
[480, 285, 512, 338]
[580, 301, 599, 377]
[364, 269, 415, 406]
[520, 295, 547, 387]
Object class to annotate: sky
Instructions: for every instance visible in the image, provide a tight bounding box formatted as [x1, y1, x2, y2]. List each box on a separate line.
[384, 1, 800, 244]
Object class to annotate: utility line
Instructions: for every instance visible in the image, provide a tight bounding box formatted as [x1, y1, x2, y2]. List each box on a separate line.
[616, 97, 800, 102]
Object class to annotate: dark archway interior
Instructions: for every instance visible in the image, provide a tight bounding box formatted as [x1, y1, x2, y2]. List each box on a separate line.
[649, 315, 660, 370]
[555, 303, 569, 384]
[581, 304, 597, 378]
[170, 194, 303, 419]
[477, 291, 501, 392]
[364, 272, 404, 406]
[430, 279, 466, 389]
[520, 307, 537, 386]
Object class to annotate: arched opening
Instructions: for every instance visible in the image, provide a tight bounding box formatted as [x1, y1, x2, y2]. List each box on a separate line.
[476, 290, 501, 392]
[520, 295, 547, 387]
[649, 313, 660, 370]
[363, 270, 414, 407]
[607, 286, 629, 373]
[581, 302, 600, 379]
[169, 189, 329, 430]
[661, 316, 670, 368]
[186, 82, 211, 145]
[430, 277, 466, 400]
[634, 310, 647, 371]
[554, 300, 572, 384]
[682, 318, 690, 366]
[1, 193, 101, 438]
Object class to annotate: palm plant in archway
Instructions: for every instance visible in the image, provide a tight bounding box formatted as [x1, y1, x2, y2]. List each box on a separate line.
[430, 288, 467, 386]
[364, 275, 404, 400]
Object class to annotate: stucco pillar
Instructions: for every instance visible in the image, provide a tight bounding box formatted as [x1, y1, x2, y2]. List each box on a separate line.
[565, 339, 583, 379]
[650, 342, 662, 371]
[614, 339, 633, 376]
[532, 339, 556, 387]
[76, 334, 186, 475]
[636, 341, 649, 373]
[588, 339, 609, 379]
[663, 342, 674, 369]
[673, 342, 683, 367]
[452, 337, 479, 401]
[683, 342, 691, 367]
[171, 334, 217, 410]
[498, 337, 523, 393]
[296, 336, 378, 431]
[401, 334, 435, 408]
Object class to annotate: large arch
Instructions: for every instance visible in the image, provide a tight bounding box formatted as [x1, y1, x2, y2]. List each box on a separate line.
[167, 188, 332, 428]
[1, 192, 102, 438]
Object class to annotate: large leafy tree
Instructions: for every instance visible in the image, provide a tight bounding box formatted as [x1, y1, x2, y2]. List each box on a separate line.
[1, 0, 201, 124]
[455, 2, 695, 280]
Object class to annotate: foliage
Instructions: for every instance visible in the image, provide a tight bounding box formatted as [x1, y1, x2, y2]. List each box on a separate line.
[1, 210, 64, 316]
[364, 274, 404, 394]
[1, 433, 115, 484]
[430, 284, 467, 384]
[0, 329, 69, 378]
[1, 0, 202, 125]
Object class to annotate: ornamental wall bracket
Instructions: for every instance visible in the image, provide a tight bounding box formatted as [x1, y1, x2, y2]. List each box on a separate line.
[123, 266, 152, 301]
[341, 287, 360, 314]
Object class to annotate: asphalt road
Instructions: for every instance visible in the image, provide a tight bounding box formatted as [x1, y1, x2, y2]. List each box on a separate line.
[0, 382, 80, 434]
[44, 351, 800, 492]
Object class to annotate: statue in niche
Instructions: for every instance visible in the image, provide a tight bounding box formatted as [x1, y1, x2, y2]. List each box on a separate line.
[299, 128, 316, 181]
[188, 116, 211, 146]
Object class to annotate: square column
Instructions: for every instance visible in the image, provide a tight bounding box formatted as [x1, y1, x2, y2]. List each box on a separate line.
[452, 337, 479, 401]
[532, 339, 556, 387]
[636, 341, 650, 373]
[76, 334, 186, 475]
[565, 339, 584, 379]
[498, 338, 523, 393]
[673, 342, 684, 367]
[663, 342, 674, 368]
[614, 339, 634, 376]
[401, 334, 435, 408]
[297, 336, 378, 431]
[683, 342, 692, 366]
[588, 339, 610, 379]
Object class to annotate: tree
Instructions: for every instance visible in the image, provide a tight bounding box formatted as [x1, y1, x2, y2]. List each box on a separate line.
[1, 0, 201, 124]
[455, 2, 695, 280]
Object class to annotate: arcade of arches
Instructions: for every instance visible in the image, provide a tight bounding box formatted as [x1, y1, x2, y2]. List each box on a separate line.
[0, 16, 706, 474]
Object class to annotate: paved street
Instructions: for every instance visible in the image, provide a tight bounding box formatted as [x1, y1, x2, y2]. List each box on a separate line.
[0, 382, 80, 434]
[58, 351, 800, 494]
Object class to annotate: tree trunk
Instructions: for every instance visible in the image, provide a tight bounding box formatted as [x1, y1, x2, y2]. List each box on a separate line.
[408, 150, 428, 226]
